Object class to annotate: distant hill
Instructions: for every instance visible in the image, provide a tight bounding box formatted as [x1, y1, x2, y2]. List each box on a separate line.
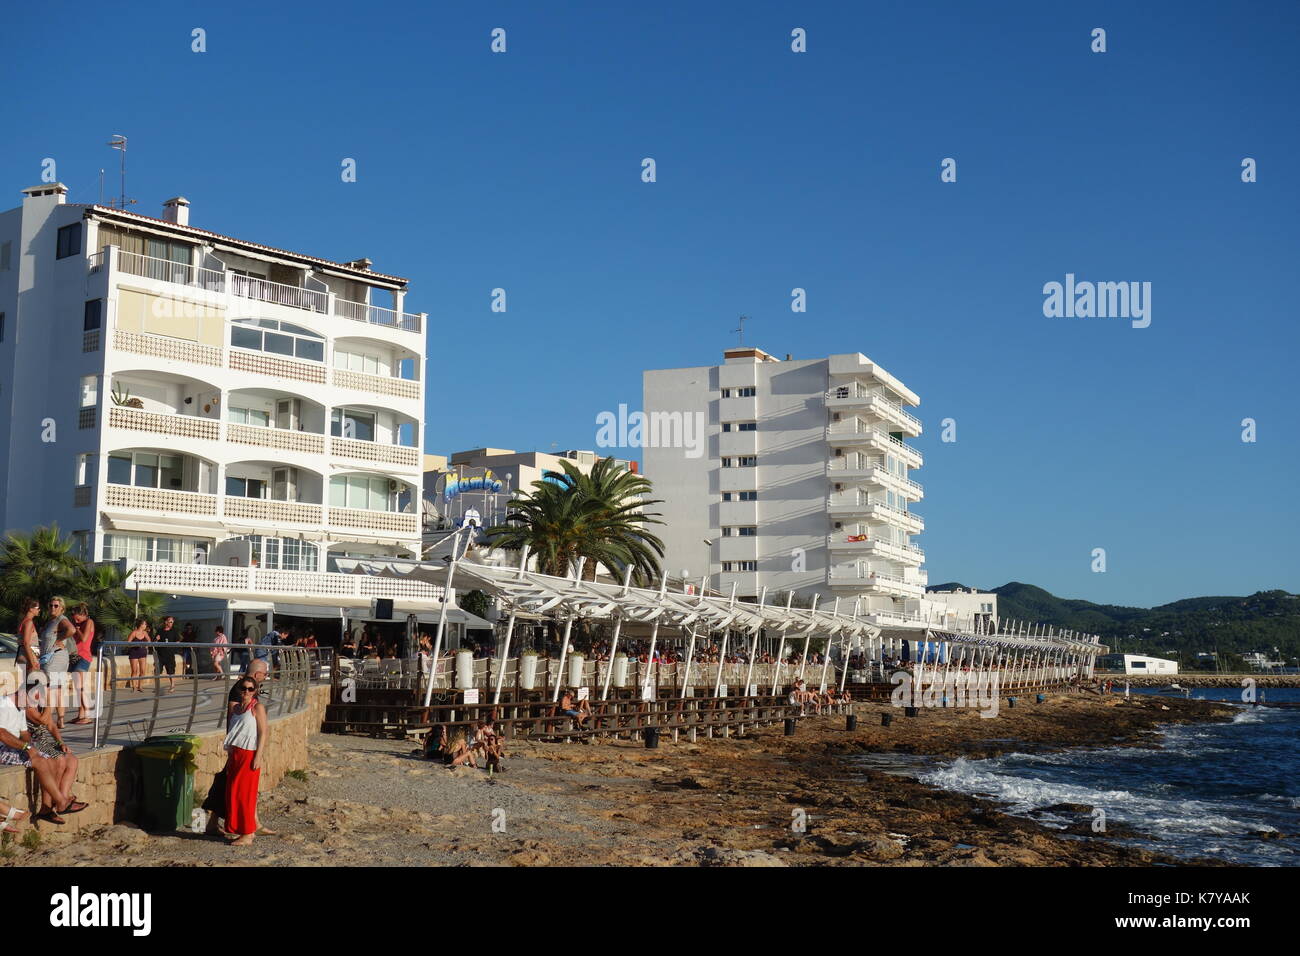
[927, 583, 1300, 668]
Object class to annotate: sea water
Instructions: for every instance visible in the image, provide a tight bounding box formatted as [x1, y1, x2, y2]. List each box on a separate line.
[908, 688, 1300, 866]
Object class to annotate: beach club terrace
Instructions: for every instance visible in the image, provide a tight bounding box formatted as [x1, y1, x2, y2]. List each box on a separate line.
[318, 544, 1107, 740]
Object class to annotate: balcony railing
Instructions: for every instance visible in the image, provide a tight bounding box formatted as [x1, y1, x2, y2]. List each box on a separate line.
[101, 249, 422, 332]
[328, 507, 420, 535]
[108, 405, 220, 441]
[227, 422, 327, 455]
[825, 534, 924, 563]
[116, 250, 226, 291]
[229, 348, 327, 384]
[229, 272, 328, 312]
[105, 484, 218, 516]
[826, 565, 924, 592]
[334, 298, 423, 334]
[825, 387, 922, 433]
[333, 368, 420, 400]
[125, 560, 445, 602]
[331, 436, 421, 468]
[104, 484, 419, 538]
[825, 423, 923, 464]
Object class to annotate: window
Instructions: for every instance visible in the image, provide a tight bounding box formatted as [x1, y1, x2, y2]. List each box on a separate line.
[721, 421, 756, 432]
[721, 456, 756, 468]
[70, 532, 91, 561]
[0, 312, 5, 342]
[330, 475, 394, 512]
[722, 561, 758, 572]
[83, 299, 103, 332]
[79, 375, 98, 408]
[56, 223, 82, 259]
[229, 535, 317, 572]
[722, 491, 757, 501]
[721, 388, 731, 398]
[736, 387, 756, 397]
[103, 534, 209, 565]
[333, 349, 385, 376]
[230, 319, 325, 362]
[227, 406, 271, 427]
[331, 408, 376, 442]
[75, 453, 96, 486]
[225, 476, 267, 498]
[721, 526, 758, 537]
[107, 451, 184, 489]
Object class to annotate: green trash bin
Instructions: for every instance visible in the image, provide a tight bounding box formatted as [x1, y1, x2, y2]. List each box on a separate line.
[135, 734, 202, 831]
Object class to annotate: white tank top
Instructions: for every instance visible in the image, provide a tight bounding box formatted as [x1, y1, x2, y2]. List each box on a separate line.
[225, 703, 259, 751]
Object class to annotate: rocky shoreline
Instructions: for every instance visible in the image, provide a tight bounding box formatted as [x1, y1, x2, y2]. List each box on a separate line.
[1106, 674, 1297, 688]
[4, 692, 1242, 867]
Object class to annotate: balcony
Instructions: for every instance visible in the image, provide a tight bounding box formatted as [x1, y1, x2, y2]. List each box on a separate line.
[99, 249, 423, 334]
[110, 326, 421, 402]
[105, 484, 218, 516]
[223, 497, 323, 526]
[328, 507, 420, 536]
[104, 481, 419, 539]
[826, 458, 925, 500]
[333, 368, 419, 401]
[825, 422, 922, 467]
[826, 534, 924, 563]
[331, 437, 420, 469]
[334, 298, 422, 334]
[107, 405, 220, 442]
[124, 560, 445, 603]
[227, 423, 326, 456]
[827, 565, 925, 597]
[824, 386, 922, 437]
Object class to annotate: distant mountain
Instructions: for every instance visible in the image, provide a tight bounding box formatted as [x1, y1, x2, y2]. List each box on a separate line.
[928, 583, 1300, 667]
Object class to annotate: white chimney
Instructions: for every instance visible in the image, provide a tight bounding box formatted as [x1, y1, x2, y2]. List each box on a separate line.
[21, 183, 68, 205]
[162, 196, 190, 226]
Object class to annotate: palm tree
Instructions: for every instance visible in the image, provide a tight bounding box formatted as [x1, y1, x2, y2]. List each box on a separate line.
[0, 525, 84, 630]
[483, 458, 665, 583]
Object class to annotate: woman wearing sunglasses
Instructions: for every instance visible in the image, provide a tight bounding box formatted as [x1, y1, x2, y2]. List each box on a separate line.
[222, 679, 267, 846]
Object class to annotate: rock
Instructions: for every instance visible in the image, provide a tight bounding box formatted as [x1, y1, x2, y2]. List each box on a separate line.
[698, 846, 787, 867]
[97, 824, 149, 847]
[854, 833, 905, 860]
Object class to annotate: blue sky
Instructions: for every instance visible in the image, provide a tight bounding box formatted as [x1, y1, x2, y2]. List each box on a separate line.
[4, 0, 1297, 607]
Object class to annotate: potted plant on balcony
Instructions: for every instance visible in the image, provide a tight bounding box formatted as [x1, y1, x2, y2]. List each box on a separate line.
[110, 383, 144, 409]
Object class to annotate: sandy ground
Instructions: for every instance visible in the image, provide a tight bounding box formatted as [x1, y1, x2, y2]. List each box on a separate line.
[3, 691, 1241, 867]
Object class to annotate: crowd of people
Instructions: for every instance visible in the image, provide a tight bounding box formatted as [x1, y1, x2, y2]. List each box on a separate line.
[3, 596, 272, 845]
[3, 596, 92, 827]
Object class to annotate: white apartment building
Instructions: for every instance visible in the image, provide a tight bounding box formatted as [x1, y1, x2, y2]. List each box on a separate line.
[645, 347, 965, 628]
[0, 183, 436, 638]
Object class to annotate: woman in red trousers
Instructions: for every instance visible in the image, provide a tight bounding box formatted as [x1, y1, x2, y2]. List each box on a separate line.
[223, 678, 267, 846]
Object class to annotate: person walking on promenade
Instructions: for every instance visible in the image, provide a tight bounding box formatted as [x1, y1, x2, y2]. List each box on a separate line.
[127, 618, 151, 692]
[223, 678, 267, 846]
[39, 597, 75, 728]
[211, 625, 230, 676]
[155, 615, 179, 693]
[68, 603, 95, 724]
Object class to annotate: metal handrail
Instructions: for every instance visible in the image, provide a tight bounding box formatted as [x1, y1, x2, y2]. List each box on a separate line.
[90, 642, 312, 750]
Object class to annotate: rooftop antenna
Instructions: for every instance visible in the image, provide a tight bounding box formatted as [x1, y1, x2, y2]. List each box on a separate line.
[106, 135, 136, 209]
[733, 315, 748, 345]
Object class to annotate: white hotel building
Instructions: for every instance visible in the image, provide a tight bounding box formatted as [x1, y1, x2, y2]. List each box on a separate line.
[645, 347, 987, 630]
[0, 183, 443, 636]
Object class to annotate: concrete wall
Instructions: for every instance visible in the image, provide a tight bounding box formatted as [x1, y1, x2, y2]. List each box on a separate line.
[0, 684, 329, 834]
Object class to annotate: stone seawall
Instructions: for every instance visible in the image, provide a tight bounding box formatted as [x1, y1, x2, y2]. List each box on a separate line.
[0, 684, 331, 834]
